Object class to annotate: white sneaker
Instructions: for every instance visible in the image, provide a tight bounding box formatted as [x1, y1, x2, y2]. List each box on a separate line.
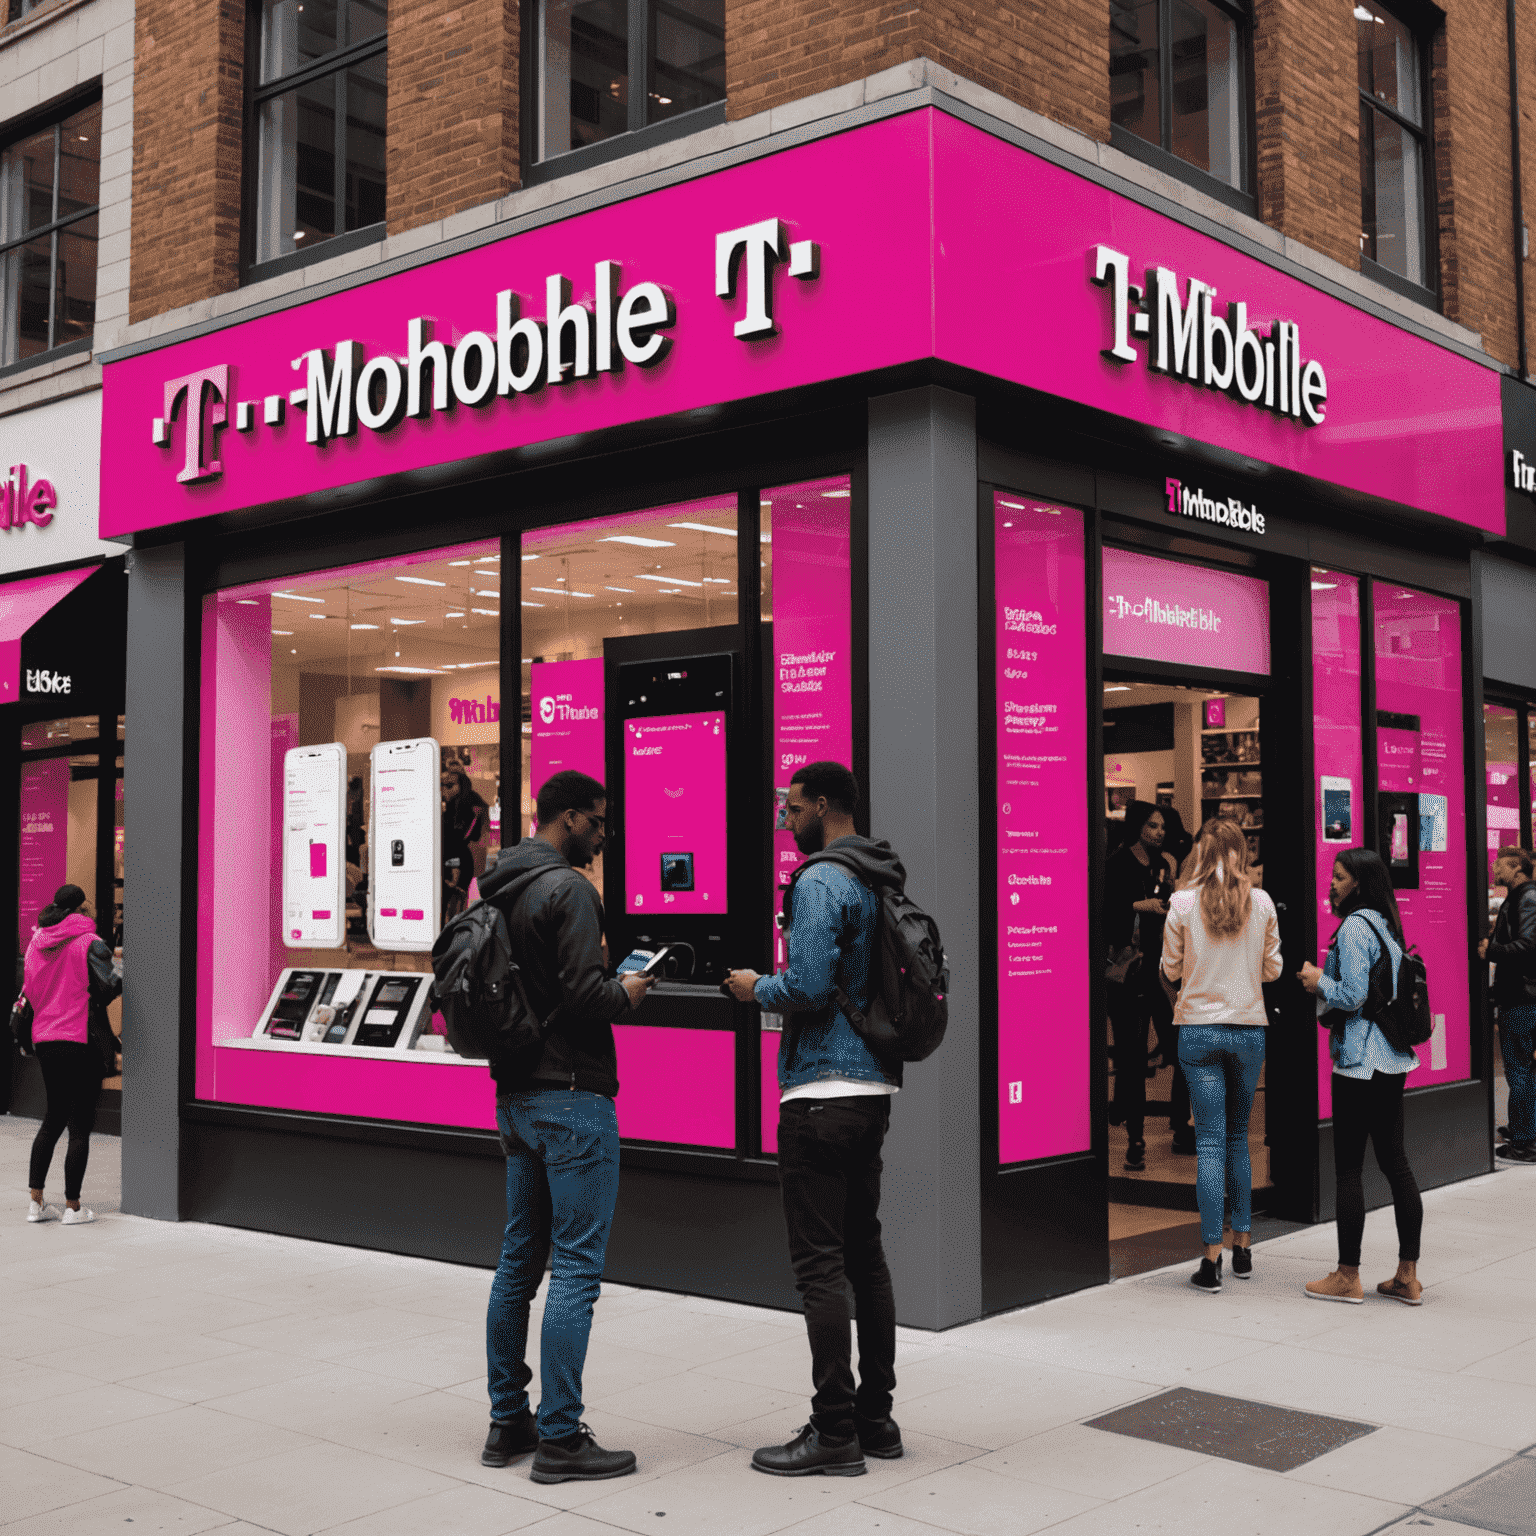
[60, 1206, 95, 1226]
[27, 1200, 59, 1223]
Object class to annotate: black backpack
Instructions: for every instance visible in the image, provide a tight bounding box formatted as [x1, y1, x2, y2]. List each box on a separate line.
[787, 851, 949, 1062]
[1354, 910, 1434, 1053]
[429, 866, 563, 1068]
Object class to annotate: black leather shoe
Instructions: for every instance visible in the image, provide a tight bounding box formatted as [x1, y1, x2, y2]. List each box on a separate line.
[752, 1423, 867, 1476]
[1190, 1255, 1223, 1293]
[529, 1424, 637, 1484]
[1231, 1244, 1253, 1278]
[482, 1410, 538, 1467]
[855, 1414, 903, 1459]
[1171, 1132, 1197, 1155]
[1124, 1139, 1146, 1171]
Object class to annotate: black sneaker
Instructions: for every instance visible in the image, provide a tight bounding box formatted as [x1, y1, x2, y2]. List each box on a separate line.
[1497, 1123, 1510, 1141]
[1124, 1139, 1146, 1171]
[482, 1409, 539, 1467]
[752, 1423, 866, 1477]
[529, 1424, 637, 1484]
[1190, 1255, 1223, 1293]
[1496, 1141, 1536, 1164]
[1231, 1244, 1253, 1279]
[1171, 1132, 1197, 1156]
[855, 1413, 904, 1460]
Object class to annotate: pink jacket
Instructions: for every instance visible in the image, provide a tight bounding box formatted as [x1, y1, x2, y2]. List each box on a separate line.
[24, 913, 115, 1046]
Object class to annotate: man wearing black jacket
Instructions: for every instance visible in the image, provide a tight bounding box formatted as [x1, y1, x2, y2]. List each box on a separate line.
[478, 770, 653, 1481]
[1482, 846, 1536, 1164]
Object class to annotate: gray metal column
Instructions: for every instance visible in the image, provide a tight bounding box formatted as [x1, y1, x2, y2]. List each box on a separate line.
[120, 542, 188, 1220]
[868, 386, 982, 1328]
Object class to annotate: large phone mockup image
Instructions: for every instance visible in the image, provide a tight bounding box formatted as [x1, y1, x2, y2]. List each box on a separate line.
[369, 736, 441, 951]
[283, 743, 347, 950]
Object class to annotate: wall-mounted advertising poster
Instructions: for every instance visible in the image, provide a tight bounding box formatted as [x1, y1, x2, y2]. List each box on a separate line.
[530, 658, 604, 802]
[369, 736, 441, 952]
[18, 757, 68, 944]
[995, 494, 1088, 1163]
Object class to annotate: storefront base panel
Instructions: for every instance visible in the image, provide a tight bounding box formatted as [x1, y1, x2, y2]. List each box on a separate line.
[981, 1154, 1108, 1316]
[1316, 1080, 1494, 1226]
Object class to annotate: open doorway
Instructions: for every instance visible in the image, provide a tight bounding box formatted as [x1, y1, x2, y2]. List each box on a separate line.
[1101, 678, 1275, 1275]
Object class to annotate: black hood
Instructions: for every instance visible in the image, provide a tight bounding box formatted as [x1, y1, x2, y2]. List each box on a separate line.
[479, 837, 570, 903]
[807, 835, 907, 892]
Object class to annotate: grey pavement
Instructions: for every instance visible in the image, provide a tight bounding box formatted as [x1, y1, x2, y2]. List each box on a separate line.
[3, 1112, 1536, 1536]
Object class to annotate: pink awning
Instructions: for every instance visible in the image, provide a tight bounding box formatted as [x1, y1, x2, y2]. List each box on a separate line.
[0, 566, 96, 702]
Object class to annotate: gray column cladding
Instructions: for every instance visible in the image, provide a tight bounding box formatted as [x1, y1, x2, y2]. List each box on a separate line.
[1482, 553, 1536, 692]
[867, 387, 983, 1329]
[120, 543, 188, 1221]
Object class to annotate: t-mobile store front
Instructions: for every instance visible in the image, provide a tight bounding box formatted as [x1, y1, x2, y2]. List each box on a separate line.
[102, 104, 1501, 1324]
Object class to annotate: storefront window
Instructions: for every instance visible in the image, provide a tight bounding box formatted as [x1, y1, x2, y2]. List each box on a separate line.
[1486, 702, 1521, 909]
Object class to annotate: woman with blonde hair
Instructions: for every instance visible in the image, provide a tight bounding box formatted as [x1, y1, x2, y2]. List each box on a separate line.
[1160, 819, 1282, 1292]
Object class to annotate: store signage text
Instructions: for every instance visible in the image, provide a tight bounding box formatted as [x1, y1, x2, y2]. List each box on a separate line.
[1, 464, 58, 530]
[1092, 246, 1329, 426]
[25, 669, 72, 695]
[1510, 447, 1536, 495]
[536, 694, 596, 724]
[1165, 476, 1266, 535]
[449, 695, 500, 725]
[150, 220, 822, 484]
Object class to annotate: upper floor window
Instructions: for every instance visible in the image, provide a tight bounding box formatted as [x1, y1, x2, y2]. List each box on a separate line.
[534, 0, 724, 166]
[1110, 0, 1250, 196]
[4, 1, 46, 22]
[0, 96, 101, 368]
[1356, 2, 1432, 294]
[251, 1, 387, 271]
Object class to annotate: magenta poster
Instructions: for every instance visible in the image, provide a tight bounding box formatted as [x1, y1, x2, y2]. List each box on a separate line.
[1373, 583, 1468, 1089]
[995, 495, 1089, 1163]
[1102, 546, 1270, 675]
[530, 659, 605, 803]
[18, 757, 69, 945]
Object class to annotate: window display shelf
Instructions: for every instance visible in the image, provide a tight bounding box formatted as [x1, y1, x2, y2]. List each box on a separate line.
[216, 1034, 481, 1065]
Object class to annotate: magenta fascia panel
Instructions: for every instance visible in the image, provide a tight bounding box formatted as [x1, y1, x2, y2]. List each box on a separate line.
[995, 495, 1090, 1162]
[1102, 545, 1270, 673]
[761, 1030, 781, 1155]
[613, 1024, 734, 1146]
[101, 111, 1503, 540]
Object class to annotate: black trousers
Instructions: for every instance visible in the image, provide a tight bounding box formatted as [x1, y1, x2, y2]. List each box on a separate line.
[1333, 1070, 1422, 1267]
[1107, 979, 1147, 1139]
[29, 1042, 103, 1201]
[777, 1095, 897, 1428]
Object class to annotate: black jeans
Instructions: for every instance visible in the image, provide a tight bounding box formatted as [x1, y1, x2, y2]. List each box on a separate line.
[1107, 979, 1147, 1139]
[1333, 1070, 1422, 1267]
[29, 1042, 103, 1201]
[777, 1095, 897, 1428]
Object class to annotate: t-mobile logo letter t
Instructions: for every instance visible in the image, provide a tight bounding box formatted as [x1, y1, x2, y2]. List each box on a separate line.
[152, 366, 231, 483]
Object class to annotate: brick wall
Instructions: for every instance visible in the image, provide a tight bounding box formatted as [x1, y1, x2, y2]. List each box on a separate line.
[386, 0, 520, 235]
[128, 0, 245, 325]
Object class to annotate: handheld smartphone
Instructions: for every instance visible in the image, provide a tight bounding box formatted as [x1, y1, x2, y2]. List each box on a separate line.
[616, 945, 673, 977]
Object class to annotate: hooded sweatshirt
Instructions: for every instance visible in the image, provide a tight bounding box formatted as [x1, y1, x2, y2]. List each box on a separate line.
[24, 912, 121, 1047]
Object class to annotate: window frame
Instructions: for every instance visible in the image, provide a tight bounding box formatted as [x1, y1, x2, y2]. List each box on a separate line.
[0, 85, 103, 377]
[521, 0, 727, 187]
[1108, 0, 1258, 216]
[1355, 0, 1439, 307]
[241, 3, 389, 285]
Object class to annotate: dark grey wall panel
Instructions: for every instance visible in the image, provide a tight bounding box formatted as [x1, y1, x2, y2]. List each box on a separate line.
[121, 543, 188, 1221]
[1482, 554, 1536, 691]
[868, 386, 982, 1329]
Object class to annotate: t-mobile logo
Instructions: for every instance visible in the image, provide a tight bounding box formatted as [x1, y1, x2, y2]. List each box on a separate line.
[1164, 476, 1266, 535]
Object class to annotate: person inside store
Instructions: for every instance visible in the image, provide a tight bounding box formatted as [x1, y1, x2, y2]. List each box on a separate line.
[477, 770, 654, 1482]
[724, 760, 906, 1478]
[441, 765, 488, 918]
[1480, 846, 1536, 1165]
[1159, 818, 1281, 1293]
[1298, 849, 1426, 1304]
[1103, 801, 1179, 1170]
[23, 884, 122, 1226]
[346, 775, 365, 867]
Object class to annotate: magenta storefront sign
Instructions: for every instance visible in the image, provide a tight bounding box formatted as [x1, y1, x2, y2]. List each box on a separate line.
[100, 110, 1503, 539]
[1102, 545, 1271, 673]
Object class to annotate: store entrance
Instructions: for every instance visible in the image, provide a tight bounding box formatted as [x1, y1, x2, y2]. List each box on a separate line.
[1101, 676, 1279, 1275]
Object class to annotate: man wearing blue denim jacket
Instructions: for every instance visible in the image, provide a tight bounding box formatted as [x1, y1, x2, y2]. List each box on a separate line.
[725, 761, 904, 1478]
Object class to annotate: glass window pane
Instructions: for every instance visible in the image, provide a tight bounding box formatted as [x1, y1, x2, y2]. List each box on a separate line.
[347, 0, 388, 46]
[1110, 0, 1160, 148]
[256, 76, 338, 263]
[56, 102, 101, 220]
[1486, 703, 1520, 903]
[260, 0, 341, 84]
[345, 57, 387, 232]
[0, 235, 53, 364]
[1361, 103, 1423, 283]
[53, 212, 96, 350]
[1170, 0, 1245, 188]
[0, 127, 57, 244]
[539, 0, 629, 159]
[1356, 1, 1420, 126]
[648, 0, 724, 125]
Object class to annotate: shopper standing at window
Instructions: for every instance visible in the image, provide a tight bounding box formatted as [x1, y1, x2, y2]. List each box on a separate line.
[441, 767, 488, 917]
[1160, 818, 1281, 1293]
[1480, 847, 1536, 1165]
[1298, 849, 1425, 1303]
[477, 771, 653, 1481]
[24, 884, 121, 1226]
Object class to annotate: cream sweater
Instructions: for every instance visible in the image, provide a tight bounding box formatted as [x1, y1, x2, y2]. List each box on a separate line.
[1160, 887, 1282, 1028]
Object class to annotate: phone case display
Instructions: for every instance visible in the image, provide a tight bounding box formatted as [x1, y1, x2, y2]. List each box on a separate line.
[283, 744, 346, 949]
[240, 967, 436, 1055]
[369, 737, 442, 951]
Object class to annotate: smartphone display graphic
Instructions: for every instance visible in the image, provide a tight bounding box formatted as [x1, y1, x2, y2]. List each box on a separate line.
[624, 712, 726, 915]
[1321, 776, 1352, 843]
[369, 737, 441, 952]
[283, 744, 346, 949]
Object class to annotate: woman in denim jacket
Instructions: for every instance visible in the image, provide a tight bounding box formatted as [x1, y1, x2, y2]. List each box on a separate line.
[1298, 848, 1424, 1305]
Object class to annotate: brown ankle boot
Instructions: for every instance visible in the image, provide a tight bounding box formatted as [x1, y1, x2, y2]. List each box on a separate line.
[1304, 1269, 1364, 1304]
[1376, 1275, 1423, 1305]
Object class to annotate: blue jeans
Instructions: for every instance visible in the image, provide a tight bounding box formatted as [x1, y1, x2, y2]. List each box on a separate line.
[487, 1088, 621, 1439]
[1178, 1025, 1266, 1245]
[1500, 1003, 1536, 1144]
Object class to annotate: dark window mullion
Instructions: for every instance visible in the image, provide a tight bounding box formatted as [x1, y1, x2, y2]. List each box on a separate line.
[628, 0, 647, 133]
[0, 203, 100, 260]
[1360, 89, 1425, 144]
[46, 123, 59, 350]
[253, 35, 386, 106]
[1158, 0, 1172, 153]
[334, 69, 348, 236]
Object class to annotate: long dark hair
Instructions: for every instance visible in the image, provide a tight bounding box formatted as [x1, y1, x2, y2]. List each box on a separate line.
[1122, 800, 1163, 846]
[1333, 847, 1405, 945]
[38, 883, 87, 928]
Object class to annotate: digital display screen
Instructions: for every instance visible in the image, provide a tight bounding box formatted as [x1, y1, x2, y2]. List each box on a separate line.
[623, 711, 727, 916]
[283, 745, 345, 949]
[370, 737, 440, 951]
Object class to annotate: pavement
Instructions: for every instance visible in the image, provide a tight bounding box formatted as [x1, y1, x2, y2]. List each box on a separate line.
[3, 1112, 1536, 1536]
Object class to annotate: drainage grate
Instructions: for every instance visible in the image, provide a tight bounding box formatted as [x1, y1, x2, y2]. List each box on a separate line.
[1422, 1455, 1536, 1536]
[1085, 1387, 1375, 1473]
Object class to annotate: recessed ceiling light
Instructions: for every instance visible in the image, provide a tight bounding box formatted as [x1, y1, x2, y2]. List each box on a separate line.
[521, 554, 539, 561]
[375, 665, 447, 675]
[703, 577, 731, 583]
[1310, 581, 1338, 591]
[271, 629, 293, 636]
[236, 598, 260, 605]
[602, 535, 676, 548]
[309, 613, 327, 619]
[450, 560, 473, 566]
[635, 573, 703, 587]
[530, 587, 567, 596]
[605, 586, 635, 593]
[822, 489, 851, 498]
[520, 602, 543, 608]
[473, 569, 500, 577]
[351, 623, 379, 630]
[396, 576, 446, 586]
[658, 588, 683, 594]
[472, 607, 500, 616]
[668, 522, 734, 537]
[455, 659, 498, 669]
[273, 591, 317, 601]
[446, 610, 465, 618]
[1104, 685, 1132, 692]
[390, 617, 426, 625]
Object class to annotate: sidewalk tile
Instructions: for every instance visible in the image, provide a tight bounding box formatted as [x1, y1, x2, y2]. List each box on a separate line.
[121, 1345, 331, 1403]
[37, 1329, 252, 1383]
[321, 1481, 555, 1535]
[1286, 1426, 1510, 1505]
[0, 1381, 182, 1449]
[330, 1319, 490, 1388]
[774, 1509, 976, 1536]
[859, 1462, 1102, 1535]
[1460, 1337, 1536, 1385]
[0, 1484, 234, 1536]
[1368, 1519, 1492, 1535]
[970, 1420, 1208, 1498]
[593, 1369, 803, 1434]
[586, 1311, 797, 1366]
[199, 1363, 431, 1432]
[1289, 1308, 1536, 1376]
[210, 1304, 465, 1359]
[0, 1441, 124, 1524]
[0, 1358, 104, 1410]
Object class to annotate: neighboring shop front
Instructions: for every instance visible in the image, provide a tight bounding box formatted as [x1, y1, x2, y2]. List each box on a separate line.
[0, 389, 127, 1125]
[101, 104, 1504, 1323]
